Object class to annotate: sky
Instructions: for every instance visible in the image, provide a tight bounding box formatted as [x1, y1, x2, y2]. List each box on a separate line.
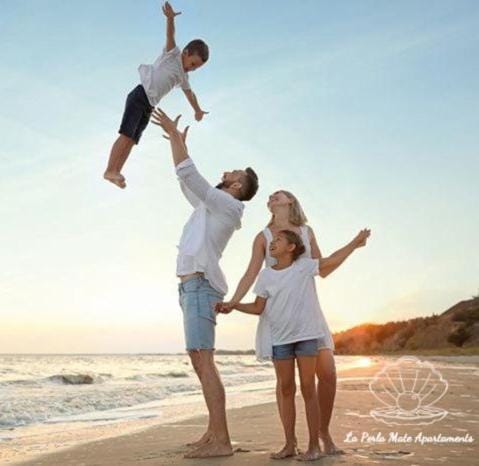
[1, 0, 478, 353]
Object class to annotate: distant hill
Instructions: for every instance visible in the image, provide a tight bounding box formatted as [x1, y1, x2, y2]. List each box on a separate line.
[333, 297, 479, 355]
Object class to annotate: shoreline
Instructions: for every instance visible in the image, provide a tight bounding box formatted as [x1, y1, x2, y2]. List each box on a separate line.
[7, 355, 479, 465]
[2, 359, 369, 465]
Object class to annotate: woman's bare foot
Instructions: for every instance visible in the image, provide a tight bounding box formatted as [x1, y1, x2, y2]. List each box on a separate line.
[103, 171, 126, 189]
[319, 431, 345, 455]
[270, 443, 297, 459]
[186, 430, 213, 448]
[184, 437, 233, 458]
[295, 446, 323, 461]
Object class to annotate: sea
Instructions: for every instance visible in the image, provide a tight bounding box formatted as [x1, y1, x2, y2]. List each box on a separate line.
[0, 353, 370, 463]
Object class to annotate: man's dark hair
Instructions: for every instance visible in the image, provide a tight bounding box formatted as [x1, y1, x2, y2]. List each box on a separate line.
[184, 39, 209, 63]
[239, 167, 259, 201]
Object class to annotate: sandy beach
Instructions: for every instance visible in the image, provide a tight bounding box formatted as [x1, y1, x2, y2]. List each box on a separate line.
[8, 356, 477, 466]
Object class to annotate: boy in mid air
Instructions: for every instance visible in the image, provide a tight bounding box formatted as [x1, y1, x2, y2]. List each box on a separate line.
[104, 1, 209, 189]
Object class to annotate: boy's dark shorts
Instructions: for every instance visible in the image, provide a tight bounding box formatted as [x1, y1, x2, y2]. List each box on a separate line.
[118, 84, 154, 144]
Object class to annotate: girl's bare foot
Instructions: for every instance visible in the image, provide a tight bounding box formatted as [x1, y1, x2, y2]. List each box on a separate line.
[103, 171, 126, 189]
[295, 446, 323, 461]
[319, 431, 345, 455]
[270, 443, 297, 459]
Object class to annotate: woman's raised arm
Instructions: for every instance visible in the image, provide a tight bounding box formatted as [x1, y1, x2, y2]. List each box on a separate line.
[318, 228, 371, 277]
[227, 232, 266, 307]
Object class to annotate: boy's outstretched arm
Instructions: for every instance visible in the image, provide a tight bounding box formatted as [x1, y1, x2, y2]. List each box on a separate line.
[162, 1, 181, 51]
[183, 89, 209, 122]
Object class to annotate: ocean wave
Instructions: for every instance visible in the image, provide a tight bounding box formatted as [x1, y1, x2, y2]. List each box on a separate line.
[216, 359, 271, 368]
[0, 383, 171, 429]
[0, 373, 102, 387]
[0, 378, 41, 387]
[124, 371, 189, 381]
[46, 374, 97, 385]
[0, 353, 279, 431]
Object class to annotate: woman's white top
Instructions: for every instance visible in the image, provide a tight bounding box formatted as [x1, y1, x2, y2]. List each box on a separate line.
[254, 226, 334, 360]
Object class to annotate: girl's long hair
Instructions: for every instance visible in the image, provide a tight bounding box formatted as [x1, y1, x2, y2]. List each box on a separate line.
[268, 190, 308, 227]
[278, 230, 306, 261]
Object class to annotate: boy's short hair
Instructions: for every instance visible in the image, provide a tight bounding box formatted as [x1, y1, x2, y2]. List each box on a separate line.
[239, 167, 259, 202]
[184, 39, 209, 63]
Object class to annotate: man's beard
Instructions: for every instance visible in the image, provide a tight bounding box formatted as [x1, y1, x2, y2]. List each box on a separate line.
[216, 180, 232, 189]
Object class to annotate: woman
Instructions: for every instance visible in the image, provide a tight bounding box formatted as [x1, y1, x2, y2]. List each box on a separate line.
[222, 190, 370, 457]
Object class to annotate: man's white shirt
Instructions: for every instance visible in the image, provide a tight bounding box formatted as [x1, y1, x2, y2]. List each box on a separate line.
[175, 158, 244, 295]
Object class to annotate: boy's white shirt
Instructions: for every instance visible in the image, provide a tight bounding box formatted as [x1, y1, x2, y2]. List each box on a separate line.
[175, 158, 244, 296]
[253, 258, 333, 359]
[138, 46, 190, 106]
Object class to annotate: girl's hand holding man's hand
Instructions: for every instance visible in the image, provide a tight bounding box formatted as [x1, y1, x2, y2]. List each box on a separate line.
[215, 302, 236, 314]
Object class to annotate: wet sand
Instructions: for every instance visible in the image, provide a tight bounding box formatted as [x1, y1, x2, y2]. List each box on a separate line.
[14, 357, 479, 465]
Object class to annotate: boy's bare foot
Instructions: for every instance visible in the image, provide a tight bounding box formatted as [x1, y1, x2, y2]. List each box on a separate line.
[183, 438, 233, 458]
[295, 446, 323, 461]
[270, 444, 297, 459]
[186, 430, 213, 448]
[103, 171, 126, 189]
[319, 431, 345, 455]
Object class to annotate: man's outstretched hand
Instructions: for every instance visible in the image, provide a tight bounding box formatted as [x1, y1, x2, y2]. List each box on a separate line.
[151, 108, 189, 145]
[151, 108, 190, 164]
[151, 108, 180, 135]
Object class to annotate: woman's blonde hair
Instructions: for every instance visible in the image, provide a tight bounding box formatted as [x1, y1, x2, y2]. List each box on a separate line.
[268, 190, 308, 227]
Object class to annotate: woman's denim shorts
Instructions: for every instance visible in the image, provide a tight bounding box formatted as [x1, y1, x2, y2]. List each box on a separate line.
[178, 276, 224, 352]
[272, 338, 320, 360]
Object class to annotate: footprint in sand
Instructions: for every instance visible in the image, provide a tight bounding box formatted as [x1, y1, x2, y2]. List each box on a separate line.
[372, 450, 414, 459]
[234, 447, 251, 453]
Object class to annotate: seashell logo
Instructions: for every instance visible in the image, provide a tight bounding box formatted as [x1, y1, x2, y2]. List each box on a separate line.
[369, 356, 448, 426]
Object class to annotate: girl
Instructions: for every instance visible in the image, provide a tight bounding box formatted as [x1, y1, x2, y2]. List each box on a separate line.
[219, 230, 362, 461]
[218, 190, 370, 456]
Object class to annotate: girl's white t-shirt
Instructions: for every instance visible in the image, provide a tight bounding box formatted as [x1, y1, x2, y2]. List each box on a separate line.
[253, 258, 325, 346]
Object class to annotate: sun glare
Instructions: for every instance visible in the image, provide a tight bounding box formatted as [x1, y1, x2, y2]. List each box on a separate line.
[357, 357, 373, 368]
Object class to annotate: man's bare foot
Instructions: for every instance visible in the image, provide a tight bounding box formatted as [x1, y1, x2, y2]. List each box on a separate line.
[295, 446, 323, 461]
[103, 171, 126, 189]
[184, 438, 233, 459]
[270, 443, 297, 459]
[319, 431, 345, 455]
[186, 431, 213, 448]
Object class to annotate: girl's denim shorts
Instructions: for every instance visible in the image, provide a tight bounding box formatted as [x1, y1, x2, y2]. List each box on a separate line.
[272, 338, 320, 360]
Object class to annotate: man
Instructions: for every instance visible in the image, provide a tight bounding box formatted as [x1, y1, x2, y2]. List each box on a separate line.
[151, 108, 259, 458]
